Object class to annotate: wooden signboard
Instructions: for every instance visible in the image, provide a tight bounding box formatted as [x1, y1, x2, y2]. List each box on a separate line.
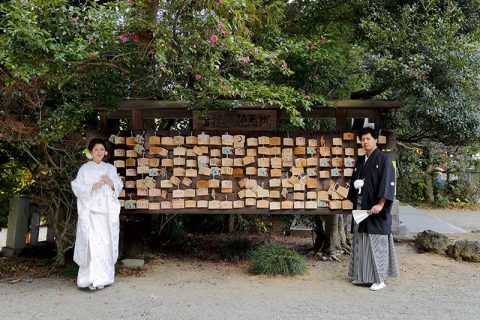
[193, 110, 277, 131]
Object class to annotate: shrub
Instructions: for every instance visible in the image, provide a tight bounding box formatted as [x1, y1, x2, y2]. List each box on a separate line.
[448, 181, 480, 204]
[220, 239, 253, 261]
[433, 193, 450, 208]
[57, 263, 79, 279]
[248, 242, 307, 276]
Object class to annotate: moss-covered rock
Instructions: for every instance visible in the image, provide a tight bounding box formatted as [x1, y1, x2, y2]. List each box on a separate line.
[415, 230, 450, 254]
[447, 240, 480, 263]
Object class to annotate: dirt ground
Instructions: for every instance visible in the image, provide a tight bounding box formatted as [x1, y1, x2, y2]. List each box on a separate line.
[1, 234, 479, 320]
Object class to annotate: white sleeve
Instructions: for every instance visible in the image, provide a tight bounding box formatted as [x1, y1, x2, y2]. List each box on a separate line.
[109, 164, 123, 198]
[71, 165, 93, 199]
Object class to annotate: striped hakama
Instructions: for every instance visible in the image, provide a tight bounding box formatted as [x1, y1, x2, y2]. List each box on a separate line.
[348, 199, 399, 284]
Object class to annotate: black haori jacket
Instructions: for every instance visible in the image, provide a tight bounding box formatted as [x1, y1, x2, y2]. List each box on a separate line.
[347, 148, 396, 235]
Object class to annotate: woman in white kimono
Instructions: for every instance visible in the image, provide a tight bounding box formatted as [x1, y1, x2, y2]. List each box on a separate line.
[71, 138, 123, 291]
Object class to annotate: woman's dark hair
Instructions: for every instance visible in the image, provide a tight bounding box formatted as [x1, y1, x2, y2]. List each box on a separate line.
[360, 127, 379, 139]
[88, 138, 107, 151]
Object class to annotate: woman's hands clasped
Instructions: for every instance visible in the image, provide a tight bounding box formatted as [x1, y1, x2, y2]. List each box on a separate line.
[92, 182, 104, 190]
[101, 175, 114, 189]
[92, 176, 114, 191]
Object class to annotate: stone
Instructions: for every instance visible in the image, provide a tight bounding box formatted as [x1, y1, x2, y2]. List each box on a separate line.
[1, 195, 30, 257]
[390, 199, 400, 234]
[447, 240, 480, 263]
[121, 258, 145, 269]
[415, 230, 450, 254]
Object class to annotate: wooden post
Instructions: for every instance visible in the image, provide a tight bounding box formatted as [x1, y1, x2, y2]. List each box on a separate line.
[335, 108, 347, 130]
[376, 109, 386, 129]
[132, 109, 144, 130]
[99, 111, 107, 131]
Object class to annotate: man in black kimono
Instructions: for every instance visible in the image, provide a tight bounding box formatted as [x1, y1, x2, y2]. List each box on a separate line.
[347, 128, 399, 291]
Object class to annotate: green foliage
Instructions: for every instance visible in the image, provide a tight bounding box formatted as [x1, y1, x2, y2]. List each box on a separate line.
[397, 141, 480, 206]
[433, 193, 451, 208]
[386, 7, 480, 200]
[57, 263, 79, 279]
[234, 215, 272, 233]
[359, 1, 480, 144]
[396, 144, 427, 202]
[401, 180, 426, 203]
[441, 180, 480, 205]
[0, 0, 148, 144]
[1, 0, 478, 143]
[139, 0, 331, 126]
[248, 242, 307, 276]
[220, 238, 253, 261]
[165, 217, 188, 240]
[429, 143, 480, 205]
[154, 214, 226, 241]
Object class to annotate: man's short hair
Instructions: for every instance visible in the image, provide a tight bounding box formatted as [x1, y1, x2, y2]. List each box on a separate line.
[360, 127, 379, 139]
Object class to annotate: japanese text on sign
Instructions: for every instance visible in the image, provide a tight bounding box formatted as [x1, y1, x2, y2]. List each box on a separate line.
[193, 110, 277, 131]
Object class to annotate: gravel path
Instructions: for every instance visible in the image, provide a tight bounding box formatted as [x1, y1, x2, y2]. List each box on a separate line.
[1, 243, 479, 320]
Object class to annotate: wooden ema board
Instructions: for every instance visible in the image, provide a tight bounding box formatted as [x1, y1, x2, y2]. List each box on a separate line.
[112, 130, 396, 215]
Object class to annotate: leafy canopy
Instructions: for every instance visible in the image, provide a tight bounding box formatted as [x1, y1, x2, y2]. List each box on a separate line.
[359, 0, 480, 144]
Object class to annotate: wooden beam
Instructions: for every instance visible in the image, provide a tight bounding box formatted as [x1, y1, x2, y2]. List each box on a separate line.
[99, 108, 381, 120]
[328, 99, 402, 109]
[94, 100, 189, 111]
[121, 209, 349, 215]
[94, 99, 402, 121]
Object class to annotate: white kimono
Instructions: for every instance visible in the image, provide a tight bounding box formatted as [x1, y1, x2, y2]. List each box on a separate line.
[71, 161, 123, 288]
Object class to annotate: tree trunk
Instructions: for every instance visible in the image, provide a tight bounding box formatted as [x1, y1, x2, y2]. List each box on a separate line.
[314, 215, 346, 259]
[51, 202, 67, 267]
[228, 214, 235, 233]
[324, 215, 340, 255]
[425, 153, 435, 203]
[313, 215, 326, 251]
[338, 215, 346, 246]
[54, 238, 66, 267]
[425, 170, 434, 203]
[339, 214, 351, 254]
